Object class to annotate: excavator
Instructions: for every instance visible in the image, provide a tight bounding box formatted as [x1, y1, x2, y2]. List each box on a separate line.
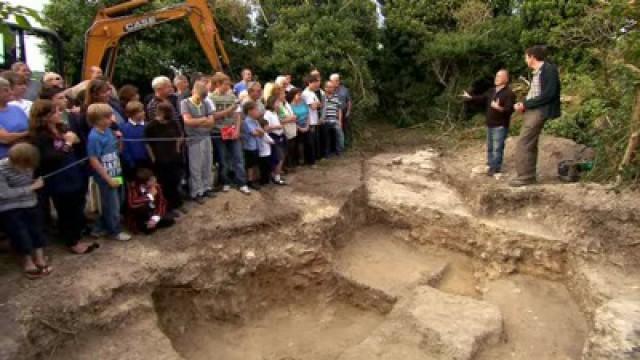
[81, 0, 230, 80]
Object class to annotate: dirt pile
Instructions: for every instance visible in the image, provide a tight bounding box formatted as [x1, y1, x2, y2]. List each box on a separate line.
[0, 141, 638, 360]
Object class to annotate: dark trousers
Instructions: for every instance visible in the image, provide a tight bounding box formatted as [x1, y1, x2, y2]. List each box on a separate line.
[0, 207, 47, 256]
[299, 130, 315, 165]
[515, 109, 545, 180]
[259, 156, 272, 184]
[310, 125, 321, 162]
[318, 123, 330, 159]
[51, 191, 86, 248]
[155, 162, 183, 211]
[343, 115, 352, 148]
[286, 136, 299, 169]
[131, 208, 175, 234]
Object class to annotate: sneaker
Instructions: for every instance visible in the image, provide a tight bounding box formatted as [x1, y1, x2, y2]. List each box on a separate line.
[272, 177, 287, 186]
[239, 185, 251, 195]
[223, 185, 231, 192]
[487, 168, 496, 177]
[115, 232, 132, 241]
[248, 182, 261, 191]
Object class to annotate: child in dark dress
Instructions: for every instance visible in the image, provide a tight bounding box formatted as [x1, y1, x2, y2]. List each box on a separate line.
[126, 168, 175, 234]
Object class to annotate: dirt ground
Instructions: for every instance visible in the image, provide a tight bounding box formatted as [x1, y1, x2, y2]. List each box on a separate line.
[1, 124, 639, 360]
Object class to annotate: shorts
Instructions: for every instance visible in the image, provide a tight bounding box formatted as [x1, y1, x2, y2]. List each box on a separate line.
[244, 149, 259, 168]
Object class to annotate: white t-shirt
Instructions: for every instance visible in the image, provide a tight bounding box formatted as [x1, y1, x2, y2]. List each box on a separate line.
[259, 133, 274, 157]
[9, 99, 32, 116]
[302, 88, 319, 126]
[264, 110, 283, 136]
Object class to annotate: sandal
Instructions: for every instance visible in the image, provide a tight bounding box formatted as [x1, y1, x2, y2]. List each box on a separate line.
[69, 243, 100, 255]
[24, 267, 46, 280]
[36, 264, 54, 275]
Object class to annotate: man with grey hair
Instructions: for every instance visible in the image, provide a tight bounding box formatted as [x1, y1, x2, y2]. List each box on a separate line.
[174, 74, 190, 103]
[10, 62, 40, 101]
[330, 73, 353, 147]
[146, 76, 180, 124]
[0, 77, 29, 159]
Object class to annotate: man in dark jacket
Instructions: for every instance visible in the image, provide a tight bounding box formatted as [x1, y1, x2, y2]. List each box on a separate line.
[463, 69, 516, 176]
[511, 45, 561, 187]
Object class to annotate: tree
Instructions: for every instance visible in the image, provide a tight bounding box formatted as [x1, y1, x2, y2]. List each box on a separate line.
[256, 0, 380, 124]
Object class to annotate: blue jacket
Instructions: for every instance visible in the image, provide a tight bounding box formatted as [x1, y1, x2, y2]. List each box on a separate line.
[120, 120, 149, 169]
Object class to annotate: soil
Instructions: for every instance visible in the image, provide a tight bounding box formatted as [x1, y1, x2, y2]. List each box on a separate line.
[478, 275, 588, 360]
[171, 299, 385, 360]
[1, 127, 639, 360]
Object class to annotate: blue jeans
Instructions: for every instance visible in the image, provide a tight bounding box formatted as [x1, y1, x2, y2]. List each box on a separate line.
[487, 126, 508, 172]
[213, 138, 247, 186]
[95, 182, 123, 235]
[328, 122, 345, 155]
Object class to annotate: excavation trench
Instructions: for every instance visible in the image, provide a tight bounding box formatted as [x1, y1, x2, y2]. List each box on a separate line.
[7, 149, 633, 360]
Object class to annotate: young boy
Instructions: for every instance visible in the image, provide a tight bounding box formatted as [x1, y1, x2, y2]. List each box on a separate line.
[126, 168, 175, 234]
[87, 103, 131, 241]
[121, 100, 151, 178]
[258, 118, 276, 185]
[241, 100, 265, 190]
[0, 143, 51, 278]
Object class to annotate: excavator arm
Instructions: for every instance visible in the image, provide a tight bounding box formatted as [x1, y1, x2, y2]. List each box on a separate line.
[82, 0, 229, 80]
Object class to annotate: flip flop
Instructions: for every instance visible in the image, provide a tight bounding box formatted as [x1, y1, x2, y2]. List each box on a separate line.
[24, 267, 46, 280]
[36, 264, 54, 275]
[69, 243, 100, 255]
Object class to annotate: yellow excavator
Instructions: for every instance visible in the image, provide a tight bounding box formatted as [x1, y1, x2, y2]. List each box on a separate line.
[82, 0, 230, 80]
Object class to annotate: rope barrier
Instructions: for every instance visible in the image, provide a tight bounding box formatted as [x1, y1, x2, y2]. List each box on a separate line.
[39, 135, 227, 179]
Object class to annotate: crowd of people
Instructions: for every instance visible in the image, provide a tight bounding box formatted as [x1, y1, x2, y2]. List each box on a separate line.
[0, 62, 353, 279]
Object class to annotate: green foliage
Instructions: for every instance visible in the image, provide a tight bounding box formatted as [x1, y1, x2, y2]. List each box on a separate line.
[257, 0, 380, 124]
[378, 0, 523, 126]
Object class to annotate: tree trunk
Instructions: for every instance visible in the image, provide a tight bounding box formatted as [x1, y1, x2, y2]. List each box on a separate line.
[616, 86, 640, 183]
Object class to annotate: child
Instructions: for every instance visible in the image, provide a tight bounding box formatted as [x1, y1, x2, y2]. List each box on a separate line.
[0, 143, 51, 278]
[241, 100, 265, 190]
[126, 168, 175, 234]
[264, 95, 287, 185]
[258, 118, 276, 185]
[121, 100, 151, 178]
[86, 103, 131, 241]
[144, 101, 186, 217]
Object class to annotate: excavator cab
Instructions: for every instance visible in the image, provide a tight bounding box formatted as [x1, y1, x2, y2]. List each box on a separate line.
[82, 0, 230, 80]
[0, 23, 64, 74]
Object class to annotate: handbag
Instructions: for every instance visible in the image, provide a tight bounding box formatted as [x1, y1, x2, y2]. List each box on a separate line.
[221, 126, 237, 140]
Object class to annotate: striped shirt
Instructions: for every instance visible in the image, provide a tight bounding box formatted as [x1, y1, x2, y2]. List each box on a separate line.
[209, 92, 239, 129]
[323, 94, 342, 123]
[0, 158, 36, 213]
[527, 66, 543, 100]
